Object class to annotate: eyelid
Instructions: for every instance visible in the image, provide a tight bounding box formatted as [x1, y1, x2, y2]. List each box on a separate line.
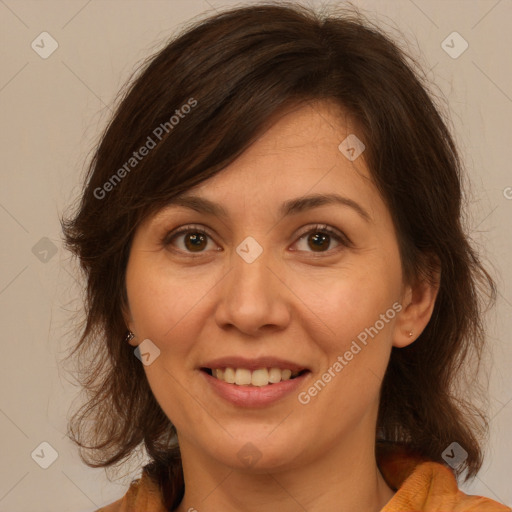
[161, 224, 218, 248]
[162, 223, 352, 255]
[293, 223, 353, 249]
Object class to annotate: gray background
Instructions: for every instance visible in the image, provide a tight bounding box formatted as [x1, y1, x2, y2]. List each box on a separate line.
[0, 0, 511, 510]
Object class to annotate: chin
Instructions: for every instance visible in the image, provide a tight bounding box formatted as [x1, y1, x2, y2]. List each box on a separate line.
[200, 434, 307, 473]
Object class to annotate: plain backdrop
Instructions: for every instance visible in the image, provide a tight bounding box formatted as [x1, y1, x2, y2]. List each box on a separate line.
[0, 0, 511, 510]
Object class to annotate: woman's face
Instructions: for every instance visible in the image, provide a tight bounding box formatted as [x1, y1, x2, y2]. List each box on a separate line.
[125, 101, 414, 472]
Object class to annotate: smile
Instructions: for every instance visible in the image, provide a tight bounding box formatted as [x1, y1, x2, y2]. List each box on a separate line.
[202, 367, 307, 386]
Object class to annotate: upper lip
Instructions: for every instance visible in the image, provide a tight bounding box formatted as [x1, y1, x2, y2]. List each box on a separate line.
[200, 357, 309, 372]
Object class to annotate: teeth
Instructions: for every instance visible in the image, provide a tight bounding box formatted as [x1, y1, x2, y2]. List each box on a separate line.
[235, 368, 252, 386]
[210, 367, 301, 386]
[251, 368, 269, 387]
[224, 367, 235, 384]
[268, 368, 282, 384]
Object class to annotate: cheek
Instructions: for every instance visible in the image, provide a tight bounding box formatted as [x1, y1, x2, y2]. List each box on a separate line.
[125, 257, 210, 425]
[292, 260, 401, 350]
[296, 275, 399, 423]
[125, 254, 207, 338]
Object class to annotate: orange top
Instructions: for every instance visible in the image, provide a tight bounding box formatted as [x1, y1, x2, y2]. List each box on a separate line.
[96, 445, 510, 512]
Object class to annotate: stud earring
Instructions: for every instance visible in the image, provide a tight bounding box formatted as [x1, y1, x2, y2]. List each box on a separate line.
[408, 330, 414, 337]
[125, 331, 135, 343]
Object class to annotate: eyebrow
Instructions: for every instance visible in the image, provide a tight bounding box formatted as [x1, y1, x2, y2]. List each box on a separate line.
[166, 193, 371, 223]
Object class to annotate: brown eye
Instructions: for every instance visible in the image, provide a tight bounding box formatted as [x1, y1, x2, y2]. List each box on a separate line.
[183, 232, 208, 252]
[292, 224, 350, 254]
[307, 232, 332, 252]
[163, 225, 219, 255]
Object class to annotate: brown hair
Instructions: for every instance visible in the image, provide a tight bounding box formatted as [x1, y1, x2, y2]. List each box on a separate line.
[61, 2, 496, 509]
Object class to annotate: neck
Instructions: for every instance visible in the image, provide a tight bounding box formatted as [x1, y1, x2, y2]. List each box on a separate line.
[174, 431, 395, 512]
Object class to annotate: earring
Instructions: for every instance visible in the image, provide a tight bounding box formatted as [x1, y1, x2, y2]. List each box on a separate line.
[408, 331, 414, 337]
[125, 331, 135, 343]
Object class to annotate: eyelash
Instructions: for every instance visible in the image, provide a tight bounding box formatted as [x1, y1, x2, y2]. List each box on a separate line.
[162, 223, 352, 257]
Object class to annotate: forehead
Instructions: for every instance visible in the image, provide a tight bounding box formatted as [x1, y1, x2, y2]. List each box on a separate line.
[241, 100, 364, 161]
[145, 99, 383, 228]
[186, 101, 373, 203]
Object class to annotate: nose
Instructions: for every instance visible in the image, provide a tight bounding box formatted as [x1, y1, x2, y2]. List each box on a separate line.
[214, 245, 291, 336]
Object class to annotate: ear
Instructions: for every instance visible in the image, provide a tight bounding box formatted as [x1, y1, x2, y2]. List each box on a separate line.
[393, 260, 440, 348]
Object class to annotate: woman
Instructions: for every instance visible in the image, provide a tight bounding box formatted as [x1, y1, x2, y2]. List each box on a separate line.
[61, 2, 510, 511]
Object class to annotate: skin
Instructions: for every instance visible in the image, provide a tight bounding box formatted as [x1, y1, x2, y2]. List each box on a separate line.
[124, 100, 439, 512]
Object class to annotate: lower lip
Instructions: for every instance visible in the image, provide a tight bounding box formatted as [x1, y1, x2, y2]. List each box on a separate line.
[201, 370, 310, 408]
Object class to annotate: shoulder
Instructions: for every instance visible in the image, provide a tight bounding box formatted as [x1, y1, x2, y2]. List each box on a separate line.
[93, 472, 167, 512]
[94, 478, 144, 512]
[95, 496, 123, 512]
[418, 460, 509, 511]
[386, 459, 511, 511]
[377, 442, 511, 512]
[416, 461, 509, 511]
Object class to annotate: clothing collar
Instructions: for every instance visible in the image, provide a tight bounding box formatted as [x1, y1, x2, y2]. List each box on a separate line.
[98, 442, 510, 511]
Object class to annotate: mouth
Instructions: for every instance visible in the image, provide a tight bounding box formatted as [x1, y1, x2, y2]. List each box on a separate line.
[201, 367, 309, 387]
